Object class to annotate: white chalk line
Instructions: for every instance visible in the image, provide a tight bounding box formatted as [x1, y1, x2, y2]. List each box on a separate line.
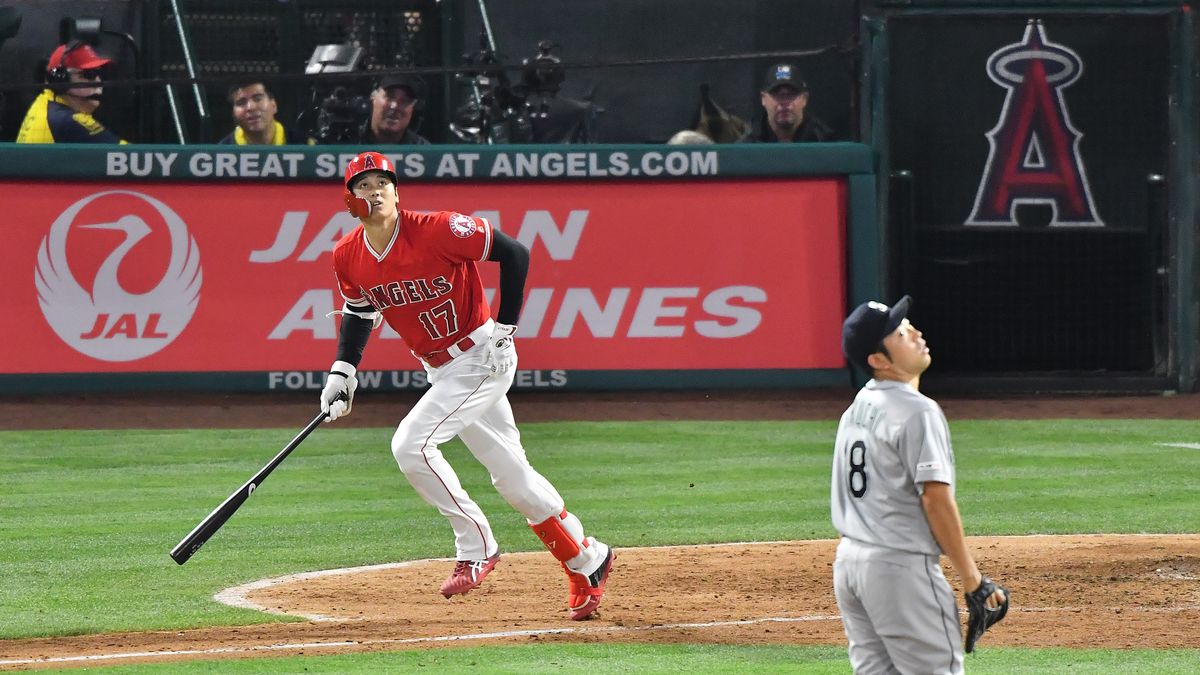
[6, 604, 1200, 667]
[1155, 442, 1200, 450]
[214, 558, 446, 622]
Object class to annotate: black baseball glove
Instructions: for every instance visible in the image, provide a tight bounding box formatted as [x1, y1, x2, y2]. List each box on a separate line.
[964, 575, 1009, 653]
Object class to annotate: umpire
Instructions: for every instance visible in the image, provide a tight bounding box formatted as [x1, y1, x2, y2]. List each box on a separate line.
[832, 296, 1009, 674]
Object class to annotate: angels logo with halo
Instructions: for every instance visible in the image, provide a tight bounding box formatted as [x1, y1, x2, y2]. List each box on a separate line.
[966, 19, 1102, 227]
[35, 190, 202, 361]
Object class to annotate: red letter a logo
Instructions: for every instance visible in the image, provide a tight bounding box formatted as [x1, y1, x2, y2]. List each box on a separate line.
[966, 21, 1102, 226]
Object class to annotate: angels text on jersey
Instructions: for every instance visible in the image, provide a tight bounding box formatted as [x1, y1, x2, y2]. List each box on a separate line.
[362, 276, 452, 310]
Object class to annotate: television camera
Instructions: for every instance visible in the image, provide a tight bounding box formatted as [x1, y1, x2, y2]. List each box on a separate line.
[311, 86, 370, 144]
[450, 37, 587, 144]
[299, 44, 430, 145]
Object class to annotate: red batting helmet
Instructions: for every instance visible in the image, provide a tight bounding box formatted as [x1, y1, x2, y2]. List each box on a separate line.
[344, 151, 397, 189]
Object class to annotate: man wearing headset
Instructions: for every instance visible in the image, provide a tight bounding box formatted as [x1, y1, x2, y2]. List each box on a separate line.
[17, 41, 127, 144]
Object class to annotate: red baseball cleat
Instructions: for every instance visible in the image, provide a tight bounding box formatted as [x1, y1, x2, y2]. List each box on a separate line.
[440, 553, 500, 598]
[563, 547, 615, 620]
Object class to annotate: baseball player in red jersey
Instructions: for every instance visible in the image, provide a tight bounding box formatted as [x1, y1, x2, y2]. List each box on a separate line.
[319, 151, 615, 620]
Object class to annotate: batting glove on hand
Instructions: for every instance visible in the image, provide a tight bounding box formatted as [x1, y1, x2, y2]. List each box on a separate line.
[485, 323, 517, 377]
[320, 361, 358, 422]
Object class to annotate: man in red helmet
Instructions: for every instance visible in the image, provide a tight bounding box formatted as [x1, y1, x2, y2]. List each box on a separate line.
[319, 151, 615, 620]
[17, 42, 127, 143]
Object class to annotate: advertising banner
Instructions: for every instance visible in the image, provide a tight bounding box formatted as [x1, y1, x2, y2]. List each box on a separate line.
[0, 144, 873, 181]
[0, 178, 847, 390]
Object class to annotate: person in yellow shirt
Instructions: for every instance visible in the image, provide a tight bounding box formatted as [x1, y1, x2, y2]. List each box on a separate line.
[219, 81, 305, 145]
[17, 41, 127, 144]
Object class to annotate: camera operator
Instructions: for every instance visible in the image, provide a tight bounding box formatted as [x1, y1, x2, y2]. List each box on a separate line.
[308, 74, 430, 146]
[365, 74, 430, 145]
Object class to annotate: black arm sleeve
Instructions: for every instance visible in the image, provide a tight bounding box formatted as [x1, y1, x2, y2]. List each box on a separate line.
[486, 229, 530, 326]
[335, 305, 375, 367]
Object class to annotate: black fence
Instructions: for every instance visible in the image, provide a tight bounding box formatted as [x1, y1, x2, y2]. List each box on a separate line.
[0, 0, 860, 146]
[144, 0, 443, 143]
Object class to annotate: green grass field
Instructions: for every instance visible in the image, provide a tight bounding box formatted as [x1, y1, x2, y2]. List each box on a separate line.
[2, 418, 1198, 672]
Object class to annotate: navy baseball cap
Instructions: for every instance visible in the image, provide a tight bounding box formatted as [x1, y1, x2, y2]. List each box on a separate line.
[378, 74, 422, 97]
[762, 62, 808, 93]
[842, 295, 912, 372]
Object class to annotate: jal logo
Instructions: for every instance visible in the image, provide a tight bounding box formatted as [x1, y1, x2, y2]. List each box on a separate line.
[966, 20, 1103, 227]
[35, 190, 202, 361]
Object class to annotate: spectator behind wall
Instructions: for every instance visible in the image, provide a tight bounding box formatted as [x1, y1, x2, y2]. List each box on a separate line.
[17, 41, 127, 143]
[667, 130, 714, 145]
[363, 74, 431, 145]
[219, 81, 308, 145]
[749, 62, 831, 143]
[310, 74, 431, 145]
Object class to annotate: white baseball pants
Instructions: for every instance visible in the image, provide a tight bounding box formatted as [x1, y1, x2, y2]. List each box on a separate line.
[833, 536, 963, 675]
[390, 322, 591, 566]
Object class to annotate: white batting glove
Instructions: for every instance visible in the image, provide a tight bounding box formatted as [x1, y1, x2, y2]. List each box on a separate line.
[320, 360, 358, 422]
[486, 323, 518, 377]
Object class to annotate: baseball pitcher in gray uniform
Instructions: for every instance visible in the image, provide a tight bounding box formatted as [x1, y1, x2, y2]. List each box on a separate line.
[832, 296, 1009, 674]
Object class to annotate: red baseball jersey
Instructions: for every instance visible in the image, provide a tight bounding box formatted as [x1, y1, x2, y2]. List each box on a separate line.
[332, 210, 494, 356]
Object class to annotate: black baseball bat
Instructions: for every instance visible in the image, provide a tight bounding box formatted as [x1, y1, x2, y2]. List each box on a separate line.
[169, 408, 329, 565]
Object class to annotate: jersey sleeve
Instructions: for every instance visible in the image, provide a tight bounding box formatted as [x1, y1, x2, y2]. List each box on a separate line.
[900, 406, 956, 492]
[334, 270, 367, 306]
[430, 211, 493, 262]
[331, 249, 369, 307]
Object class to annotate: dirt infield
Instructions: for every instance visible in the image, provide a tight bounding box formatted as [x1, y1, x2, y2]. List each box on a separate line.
[2, 389, 1198, 670]
[2, 535, 1198, 670]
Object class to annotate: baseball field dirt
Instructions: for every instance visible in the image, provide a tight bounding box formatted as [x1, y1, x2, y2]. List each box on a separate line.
[2, 389, 1198, 670]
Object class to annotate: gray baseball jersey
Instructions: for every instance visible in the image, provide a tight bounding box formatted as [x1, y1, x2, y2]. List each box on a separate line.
[831, 378, 956, 554]
[831, 378, 964, 674]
